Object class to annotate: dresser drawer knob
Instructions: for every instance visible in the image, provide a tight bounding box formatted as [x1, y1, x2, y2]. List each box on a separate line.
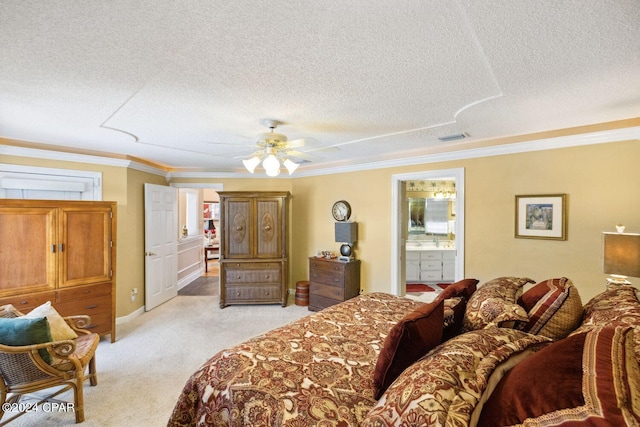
[237, 292, 241, 297]
[86, 304, 97, 309]
[334, 278, 340, 282]
[236, 275, 241, 279]
[235, 225, 243, 231]
[265, 275, 270, 279]
[20, 301, 28, 305]
[263, 225, 271, 231]
[335, 291, 340, 296]
[265, 291, 270, 295]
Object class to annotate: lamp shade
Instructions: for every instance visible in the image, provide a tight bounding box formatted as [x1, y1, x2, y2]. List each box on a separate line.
[242, 156, 260, 173]
[335, 222, 358, 243]
[603, 232, 640, 278]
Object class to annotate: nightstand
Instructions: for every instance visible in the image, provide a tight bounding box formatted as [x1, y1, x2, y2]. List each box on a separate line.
[308, 257, 361, 311]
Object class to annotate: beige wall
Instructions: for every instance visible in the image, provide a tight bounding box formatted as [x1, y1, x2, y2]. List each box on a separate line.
[3, 138, 639, 317]
[1, 155, 166, 316]
[290, 140, 640, 303]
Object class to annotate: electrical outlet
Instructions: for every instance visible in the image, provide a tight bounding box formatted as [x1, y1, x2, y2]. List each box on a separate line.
[131, 287, 138, 302]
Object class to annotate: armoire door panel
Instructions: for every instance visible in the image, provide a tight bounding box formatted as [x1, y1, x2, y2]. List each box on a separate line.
[0, 207, 57, 296]
[225, 199, 252, 258]
[59, 207, 112, 288]
[256, 198, 281, 258]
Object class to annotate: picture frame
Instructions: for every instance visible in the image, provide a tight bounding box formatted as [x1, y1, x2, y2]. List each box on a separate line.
[203, 202, 219, 220]
[515, 194, 567, 240]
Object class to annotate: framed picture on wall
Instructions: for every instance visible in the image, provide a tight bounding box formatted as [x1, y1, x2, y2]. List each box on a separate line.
[515, 194, 567, 240]
[203, 202, 219, 220]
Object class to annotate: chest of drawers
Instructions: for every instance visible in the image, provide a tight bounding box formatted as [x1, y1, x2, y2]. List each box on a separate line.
[308, 257, 360, 311]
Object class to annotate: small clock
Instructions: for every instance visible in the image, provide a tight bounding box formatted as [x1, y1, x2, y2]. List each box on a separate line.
[332, 200, 351, 222]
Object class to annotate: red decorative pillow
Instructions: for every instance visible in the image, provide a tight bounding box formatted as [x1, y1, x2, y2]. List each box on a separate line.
[372, 299, 444, 399]
[438, 278, 479, 340]
[478, 325, 640, 426]
[439, 278, 479, 302]
[516, 277, 583, 339]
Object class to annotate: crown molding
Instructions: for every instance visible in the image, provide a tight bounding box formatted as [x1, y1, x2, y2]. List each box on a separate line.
[3, 126, 638, 180]
[0, 144, 168, 177]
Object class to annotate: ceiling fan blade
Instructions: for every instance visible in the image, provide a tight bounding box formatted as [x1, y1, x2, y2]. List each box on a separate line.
[284, 150, 316, 161]
[287, 137, 320, 148]
[232, 150, 264, 160]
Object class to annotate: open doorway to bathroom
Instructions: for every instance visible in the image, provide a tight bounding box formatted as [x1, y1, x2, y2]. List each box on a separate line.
[390, 168, 465, 301]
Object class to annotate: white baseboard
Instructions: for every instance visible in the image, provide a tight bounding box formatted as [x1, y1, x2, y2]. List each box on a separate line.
[116, 305, 145, 325]
[178, 269, 203, 290]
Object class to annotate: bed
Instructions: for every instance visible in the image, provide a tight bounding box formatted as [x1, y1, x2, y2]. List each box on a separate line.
[168, 278, 640, 427]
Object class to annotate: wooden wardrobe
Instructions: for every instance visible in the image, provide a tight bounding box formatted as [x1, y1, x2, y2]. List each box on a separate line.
[0, 199, 117, 342]
[218, 191, 289, 308]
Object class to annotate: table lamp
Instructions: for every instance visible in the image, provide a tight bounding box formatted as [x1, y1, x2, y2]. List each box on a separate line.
[603, 231, 640, 285]
[335, 222, 358, 262]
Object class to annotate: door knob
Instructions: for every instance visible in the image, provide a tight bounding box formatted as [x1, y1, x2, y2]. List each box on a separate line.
[145, 251, 156, 256]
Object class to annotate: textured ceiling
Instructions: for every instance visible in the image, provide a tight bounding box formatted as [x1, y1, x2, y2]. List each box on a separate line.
[1, 0, 639, 174]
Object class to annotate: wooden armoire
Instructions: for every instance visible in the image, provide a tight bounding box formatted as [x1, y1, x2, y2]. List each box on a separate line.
[218, 191, 289, 308]
[0, 199, 117, 342]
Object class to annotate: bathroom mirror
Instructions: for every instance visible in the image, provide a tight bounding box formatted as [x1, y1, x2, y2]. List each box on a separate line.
[408, 198, 426, 234]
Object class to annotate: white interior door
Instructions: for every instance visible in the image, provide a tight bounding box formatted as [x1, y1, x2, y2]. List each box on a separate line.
[144, 183, 178, 310]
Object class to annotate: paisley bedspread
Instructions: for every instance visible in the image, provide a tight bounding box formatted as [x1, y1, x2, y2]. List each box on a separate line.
[167, 292, 424, 427]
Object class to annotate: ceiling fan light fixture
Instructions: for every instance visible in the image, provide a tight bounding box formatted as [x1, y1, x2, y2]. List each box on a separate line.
[242, 156, 260, 173]
[283, 158, 299, 175]
[263, 154, 281, 177]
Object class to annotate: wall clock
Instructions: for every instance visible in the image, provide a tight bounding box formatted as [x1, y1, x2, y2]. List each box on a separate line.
[332, 200, 351, 222]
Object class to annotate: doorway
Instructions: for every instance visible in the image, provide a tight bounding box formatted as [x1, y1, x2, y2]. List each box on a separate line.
[390, 168, 465, 296]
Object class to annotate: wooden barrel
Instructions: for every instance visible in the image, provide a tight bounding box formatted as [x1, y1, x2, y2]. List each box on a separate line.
[295, 281, 310, 306]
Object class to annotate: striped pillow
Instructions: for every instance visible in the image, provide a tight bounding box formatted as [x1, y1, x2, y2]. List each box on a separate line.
[516, 277, 583, 339]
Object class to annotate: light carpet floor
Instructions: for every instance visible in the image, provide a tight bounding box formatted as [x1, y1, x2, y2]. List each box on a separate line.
[10, 295, 310, 426]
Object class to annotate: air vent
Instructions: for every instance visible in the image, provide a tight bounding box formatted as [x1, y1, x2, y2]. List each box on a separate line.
[438, 133, 468, 142]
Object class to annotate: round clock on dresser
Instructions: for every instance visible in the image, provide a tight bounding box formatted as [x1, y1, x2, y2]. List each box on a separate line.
[332, 200, 351, 222]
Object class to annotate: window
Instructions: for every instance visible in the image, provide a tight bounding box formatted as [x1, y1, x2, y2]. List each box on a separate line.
[0, 164, 102, 200]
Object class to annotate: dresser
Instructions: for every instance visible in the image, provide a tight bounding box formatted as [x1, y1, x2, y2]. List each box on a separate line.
[0, 199, 117, 341]
[308, 257, 361, 311]
[218, 192, 289, 308]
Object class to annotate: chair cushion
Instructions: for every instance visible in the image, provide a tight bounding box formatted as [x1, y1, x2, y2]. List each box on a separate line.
[51, 333, 100, 371]
[372, 299, 444, 399]
[24, 301, 78, 341]
[0, 317, 53, 364]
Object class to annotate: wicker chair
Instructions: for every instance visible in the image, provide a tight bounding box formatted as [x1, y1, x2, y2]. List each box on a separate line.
[0, 305, 99, 424]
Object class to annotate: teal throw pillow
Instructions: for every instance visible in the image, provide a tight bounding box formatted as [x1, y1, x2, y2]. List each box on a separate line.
[0, 317, 53, 364]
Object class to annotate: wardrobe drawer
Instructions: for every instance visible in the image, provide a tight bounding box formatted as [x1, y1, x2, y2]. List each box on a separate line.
[73, 311, 112, 335]
[0, 292, 56, 313]
[55, 294, 112, 317]
[57, 283, 111, 303]
[225, 266, 281, 284]
[225, 285, 281, 302]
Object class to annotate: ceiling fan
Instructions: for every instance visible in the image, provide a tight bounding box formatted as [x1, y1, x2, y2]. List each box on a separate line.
[241, 119, 324, 176]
